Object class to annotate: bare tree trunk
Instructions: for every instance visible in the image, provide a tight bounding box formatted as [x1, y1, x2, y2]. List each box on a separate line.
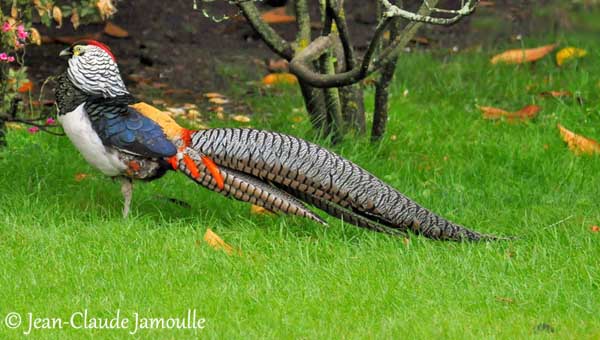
[298, 80, 327, 133]
[372, 17, 400, 142]
[339, 84, 365, 134]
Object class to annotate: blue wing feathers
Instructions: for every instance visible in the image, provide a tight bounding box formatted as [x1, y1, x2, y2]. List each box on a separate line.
[84, 96, 177, 158]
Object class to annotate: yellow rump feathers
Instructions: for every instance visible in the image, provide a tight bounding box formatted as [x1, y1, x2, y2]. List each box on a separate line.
[130, 102, 184, 140]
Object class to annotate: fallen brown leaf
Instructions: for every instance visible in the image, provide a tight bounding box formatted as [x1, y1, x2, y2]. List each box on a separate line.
[480, 104, 540, 122]
[103, 22, 129, 38]
[591, 226, 599, 233]
[261, 7, 295, 25]
[231, 115, 251, 123]
[210, 106, 224, 113]
[250, 205, 273, 215]
[262, 73, 298, 86]
[557, 124, 600, 155]
[208, 97, 229, 105]
[491, 44, 557, 64]
[203, 228, 235, 255]
[74, 173, 89, 182]
[495, 296, 515, 304]
[204, 92, 225, 99]
[539, 90, 572, 98]
[556, 47, 587, 66]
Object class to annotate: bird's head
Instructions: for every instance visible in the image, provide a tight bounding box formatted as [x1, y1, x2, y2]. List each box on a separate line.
[60, 40, 128, 98]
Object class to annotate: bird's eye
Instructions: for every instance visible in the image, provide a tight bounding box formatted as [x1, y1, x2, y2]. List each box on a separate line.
[73, 46, 84, 56]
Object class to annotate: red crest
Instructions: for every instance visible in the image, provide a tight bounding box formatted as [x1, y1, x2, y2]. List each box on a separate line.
[73, 40, 116, 61]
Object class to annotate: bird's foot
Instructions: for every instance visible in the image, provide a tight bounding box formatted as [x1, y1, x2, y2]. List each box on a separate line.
[120, 177, 133, 218]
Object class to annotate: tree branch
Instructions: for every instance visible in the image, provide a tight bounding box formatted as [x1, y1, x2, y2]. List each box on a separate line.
[380, 0, 479, 25]
[326, 0, 356, 70]
[237, 1, 295, 60]
[289, 16, 393, 88]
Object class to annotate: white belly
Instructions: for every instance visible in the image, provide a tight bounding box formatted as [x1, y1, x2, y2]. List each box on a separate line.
[58, 103, 126, 176]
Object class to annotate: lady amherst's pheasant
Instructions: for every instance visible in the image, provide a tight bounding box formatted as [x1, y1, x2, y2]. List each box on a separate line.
[55, 40, 504, 241]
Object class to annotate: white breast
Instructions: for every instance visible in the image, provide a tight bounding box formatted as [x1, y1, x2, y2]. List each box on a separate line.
[58, 103, 126, 176]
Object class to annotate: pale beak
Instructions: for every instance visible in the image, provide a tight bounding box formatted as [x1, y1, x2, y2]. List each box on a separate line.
[59, 47, 72, 57]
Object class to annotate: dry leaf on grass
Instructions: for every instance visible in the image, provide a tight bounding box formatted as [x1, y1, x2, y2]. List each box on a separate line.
[250, 205, 273, 215]
[208, 97, 229, 105]
[204, 228, 236, 255]
[261, 7, 295, 24]
[262, 73, 298, 86]
[557, 124, 600, 155]
[490, 44, 557, 64]
[480, 105, 540, 122]
[539, 90, 572, 98]
[556, 47, 587, 66]
[74, 173, 89, 182]
[103, 22, 129, 38]
[204, 92, 225, 99]
[495, 297, 515, 304]
[231, 115, 251, 123]
[591, 226, 599, 233]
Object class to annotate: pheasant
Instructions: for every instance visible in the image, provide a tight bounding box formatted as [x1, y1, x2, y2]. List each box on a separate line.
[55, 40, 505, 241]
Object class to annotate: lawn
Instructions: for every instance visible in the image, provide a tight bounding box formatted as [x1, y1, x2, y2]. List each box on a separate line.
[0, 37, 599, 338]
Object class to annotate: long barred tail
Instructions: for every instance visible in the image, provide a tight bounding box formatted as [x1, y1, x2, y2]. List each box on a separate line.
[185, 128, 508, 241]
[171, 147, 326, 225]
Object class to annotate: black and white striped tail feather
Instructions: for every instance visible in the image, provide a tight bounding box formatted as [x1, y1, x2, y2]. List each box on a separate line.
[187, 128, 509, 241]
[175, 148, 327, 225]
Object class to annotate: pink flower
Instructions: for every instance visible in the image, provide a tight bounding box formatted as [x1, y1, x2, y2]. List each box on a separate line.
[28, 126, 40, 134]
[7, 56, 14, 63]
[0, 53, 7, 61]
[1, 22, 11, 32]
[46, 117, 56, 125]
[17, 25, 28, 40]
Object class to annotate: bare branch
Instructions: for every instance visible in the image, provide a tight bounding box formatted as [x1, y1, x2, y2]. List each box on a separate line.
[326, 0, 356, 70]
[236, 1, 294, 60]
[380, 0, 479, 25]
[289, 16, 394, 88]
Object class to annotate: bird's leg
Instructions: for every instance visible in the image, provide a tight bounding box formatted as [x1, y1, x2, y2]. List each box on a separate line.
[120, 177, 133, 218]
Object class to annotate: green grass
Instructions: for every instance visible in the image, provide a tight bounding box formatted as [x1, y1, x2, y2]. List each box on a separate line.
[1, 37, 599, 339]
